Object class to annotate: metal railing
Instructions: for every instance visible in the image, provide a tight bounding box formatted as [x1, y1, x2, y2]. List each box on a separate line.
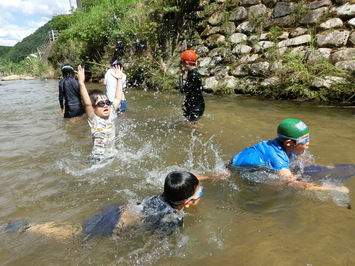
[37, 30, 58, 61]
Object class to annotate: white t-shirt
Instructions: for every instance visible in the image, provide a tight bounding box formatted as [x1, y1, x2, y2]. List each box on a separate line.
[87, 106, 117, 161]
[104, 68, 127, 102]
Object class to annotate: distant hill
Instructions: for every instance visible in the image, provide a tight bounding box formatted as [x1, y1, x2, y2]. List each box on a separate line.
[0, 46, 12, 57]
[1, 22, 52, 63]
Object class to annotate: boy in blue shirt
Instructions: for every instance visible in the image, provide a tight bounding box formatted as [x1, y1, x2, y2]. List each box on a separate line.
[232, 118, 348, 193]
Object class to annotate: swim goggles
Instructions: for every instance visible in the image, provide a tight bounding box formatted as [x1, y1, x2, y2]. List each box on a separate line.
[169, 186, 204, 206]
[186, 186, 204, 201]
[278, 134, 310, 144]
[93, 100, 112, 107]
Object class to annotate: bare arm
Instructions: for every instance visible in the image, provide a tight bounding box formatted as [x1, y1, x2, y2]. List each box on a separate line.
[111, 65, 123, 110]
[277, 168, 349, 193]
[77, 65, 95, 121]
[196, 171, 230, 181]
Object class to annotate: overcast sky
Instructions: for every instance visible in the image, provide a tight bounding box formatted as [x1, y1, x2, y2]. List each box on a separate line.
[0, 0, 77, 46]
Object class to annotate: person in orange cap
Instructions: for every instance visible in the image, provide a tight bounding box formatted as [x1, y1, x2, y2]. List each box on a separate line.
[179, 50, 205, 124]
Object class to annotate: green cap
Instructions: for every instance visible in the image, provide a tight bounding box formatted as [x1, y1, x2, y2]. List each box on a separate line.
[277, 118, 309, 140]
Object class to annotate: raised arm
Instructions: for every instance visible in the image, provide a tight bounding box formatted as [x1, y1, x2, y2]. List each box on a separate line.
[110, 65, 123, 110]
[77, 65, 95, 121]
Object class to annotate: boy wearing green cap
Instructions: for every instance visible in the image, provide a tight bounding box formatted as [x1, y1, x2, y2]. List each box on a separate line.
[231, 118, 348, 192]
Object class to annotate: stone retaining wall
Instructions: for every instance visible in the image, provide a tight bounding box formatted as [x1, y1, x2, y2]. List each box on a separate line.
[174, 0, 354, 96]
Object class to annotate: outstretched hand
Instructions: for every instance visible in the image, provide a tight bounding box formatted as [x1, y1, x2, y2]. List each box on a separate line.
[77, 65, 85, 84]
[331, 186, 349, 194]
[111, 65, 123, 80]
[196, 171, 230, 181]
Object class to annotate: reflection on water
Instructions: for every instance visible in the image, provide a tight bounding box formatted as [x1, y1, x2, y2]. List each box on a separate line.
[0, 79, 355, 265]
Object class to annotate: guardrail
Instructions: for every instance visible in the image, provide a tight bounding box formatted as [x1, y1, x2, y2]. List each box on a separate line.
[37, 30, 58, 61]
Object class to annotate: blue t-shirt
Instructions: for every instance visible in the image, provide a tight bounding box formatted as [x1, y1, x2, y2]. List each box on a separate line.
[232, 138, 291, 170]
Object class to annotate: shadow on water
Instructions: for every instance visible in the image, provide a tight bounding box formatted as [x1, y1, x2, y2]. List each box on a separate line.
[0, 80, 355, 265]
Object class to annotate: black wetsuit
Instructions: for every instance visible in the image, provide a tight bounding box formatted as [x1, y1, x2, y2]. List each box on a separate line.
[179, 68, 205, 122]
[59, 77, 84, 118]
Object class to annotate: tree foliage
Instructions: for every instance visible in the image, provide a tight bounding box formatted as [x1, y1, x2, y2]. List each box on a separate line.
[2, 23, 52, 63]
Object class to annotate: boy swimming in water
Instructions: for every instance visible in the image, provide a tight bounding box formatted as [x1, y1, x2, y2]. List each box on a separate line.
[1, 171, 211, 240]
[77, 65, 123, 162]
[231, 118, 349, 193]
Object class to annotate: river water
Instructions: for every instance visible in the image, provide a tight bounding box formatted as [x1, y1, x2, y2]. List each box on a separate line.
[0, 78, 355, 265]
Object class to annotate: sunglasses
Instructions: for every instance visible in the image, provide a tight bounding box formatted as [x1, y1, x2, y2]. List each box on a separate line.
[93, 100, 112, 107]
[278, 134, 310, 144]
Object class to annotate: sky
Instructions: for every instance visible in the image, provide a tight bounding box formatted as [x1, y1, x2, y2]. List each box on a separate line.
[0, 0, 77, 47]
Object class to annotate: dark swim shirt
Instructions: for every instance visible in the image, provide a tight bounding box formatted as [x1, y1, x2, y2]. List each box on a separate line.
[59, 77, 84, 118]
[82, 194, 183, 239]
[179, 68, 205, 121]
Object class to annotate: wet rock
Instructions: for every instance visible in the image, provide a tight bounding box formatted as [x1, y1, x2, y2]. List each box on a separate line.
[230, 33, 248, 44]
[211, 66, 230, 76]
[311, 76, 348, 89]
[250, 61, 270, 76]
[220, 22, 236, 35]
[260, 76, 280, 87]
[232, 44, 253, 54]
[258, 41, 275, 49]
[317, 18, 343, 31]
[277, 34, 311, 48]
[249, 4, 269, 18]
[267, 15, 296, 28]
[300, 7, 328, 25]
[199, 68, 210, 76]
[206, 34, 226, 47]
[272, 2, 295, 18]
[348, 18, 355, 28]
[208, 11, 224, 25]
[230, 64, 250, 76]
[261, 0, 278, 8]
[331, 3, 355, 20]
[306, 48, 332, 62]
[240, 54, 259, 63]
[348, 31, 355, 46]
[304, 0, 332, 10]
[290, 27, 308, 38]
[236, 21, 256, 33]
[220, 75, 239, 90]
[230, 7, 248, 21]
[316, 30, 350, 47]
[204, 76, 219, 90]
[278, 32, 289, 40]
[335, 60, 355, 75]
[330, 48, 355, 63]
[240, 0, 261, 7]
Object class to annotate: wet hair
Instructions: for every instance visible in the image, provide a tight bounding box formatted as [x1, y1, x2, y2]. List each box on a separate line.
[61, 64, 75, 77]
[89, 89, 107, 106]
[164, 171, 199, 206]
[111, 59, 123, 67]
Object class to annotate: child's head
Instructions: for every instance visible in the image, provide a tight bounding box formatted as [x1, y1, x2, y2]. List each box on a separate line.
[277, 118, 310, 155]
[111, 59, 123, 68]
[89, 90, 112, 118]
[61, 64, 75, 77]
[164, 171, 202, 209]
[180, 50, 197, 70]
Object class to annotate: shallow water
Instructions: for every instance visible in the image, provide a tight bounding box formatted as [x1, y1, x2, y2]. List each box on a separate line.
[0, 78, 355, 265]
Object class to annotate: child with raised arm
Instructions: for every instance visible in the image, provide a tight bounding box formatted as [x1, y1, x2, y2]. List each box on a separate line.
[77, 65, 123, 162]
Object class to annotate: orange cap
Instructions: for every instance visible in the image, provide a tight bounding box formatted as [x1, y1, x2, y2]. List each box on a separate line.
[180, 50, 197, 64]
